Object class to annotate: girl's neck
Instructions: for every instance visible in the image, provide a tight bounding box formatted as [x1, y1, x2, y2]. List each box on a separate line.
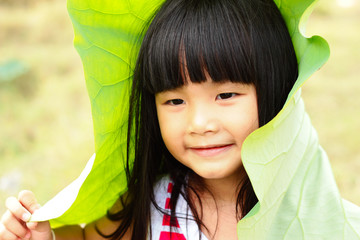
[203, 178, 240, 205]
[189, 166, 248, 206]
[187, 168, 248, 240]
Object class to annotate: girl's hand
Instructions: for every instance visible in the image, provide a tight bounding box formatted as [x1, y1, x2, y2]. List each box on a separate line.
[0, 190, 52, 240]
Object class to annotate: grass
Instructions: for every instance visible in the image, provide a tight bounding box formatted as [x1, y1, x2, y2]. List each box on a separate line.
[0, 0, 359, 216]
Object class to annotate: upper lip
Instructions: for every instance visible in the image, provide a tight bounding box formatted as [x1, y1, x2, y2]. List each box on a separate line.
[189, 144, 233, 149]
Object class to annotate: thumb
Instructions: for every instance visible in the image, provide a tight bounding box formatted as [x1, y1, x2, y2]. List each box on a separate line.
[26, 208, 52, 240]
[26, 220, 52, 240]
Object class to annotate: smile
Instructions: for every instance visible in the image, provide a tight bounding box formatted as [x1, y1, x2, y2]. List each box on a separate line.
[189, 144, 234, 157]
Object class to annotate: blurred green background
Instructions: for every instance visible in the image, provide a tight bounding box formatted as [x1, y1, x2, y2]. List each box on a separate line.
[0, 0, 359, 215]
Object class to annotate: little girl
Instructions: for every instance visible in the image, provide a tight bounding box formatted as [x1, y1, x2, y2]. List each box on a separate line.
[1, 0, 359, 239]
[116, 0, 297, 238]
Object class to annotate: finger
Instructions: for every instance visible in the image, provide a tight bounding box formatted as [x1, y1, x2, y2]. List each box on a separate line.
[5, 197, 31, 222]
[0, 211, 30, 239]
[26, 220, 50, 232]
[26, 222, 37, 230]
[18, 191, 40, 214]
[26, 221, 51, 239]
[0, 223, 20, 240]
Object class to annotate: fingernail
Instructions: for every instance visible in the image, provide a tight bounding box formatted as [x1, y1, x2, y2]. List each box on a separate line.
[30, 204, 41, 213]
[22, 212, 31, 222]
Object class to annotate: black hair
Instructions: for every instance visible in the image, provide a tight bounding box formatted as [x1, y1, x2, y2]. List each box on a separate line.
[100, 0, 298, 239]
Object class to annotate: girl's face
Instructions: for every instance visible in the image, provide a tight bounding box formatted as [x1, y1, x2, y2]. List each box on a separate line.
[155, 77, 259, 183]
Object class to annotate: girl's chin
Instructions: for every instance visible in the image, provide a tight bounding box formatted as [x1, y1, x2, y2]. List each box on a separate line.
[192, 168, 244, 183]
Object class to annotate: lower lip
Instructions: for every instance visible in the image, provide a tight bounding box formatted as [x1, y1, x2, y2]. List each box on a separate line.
[190, 144, 233, 157]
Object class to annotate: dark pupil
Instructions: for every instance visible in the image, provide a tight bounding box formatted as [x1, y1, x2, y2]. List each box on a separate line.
[172, 99, 183, 105]
[220, 93, 233, 99]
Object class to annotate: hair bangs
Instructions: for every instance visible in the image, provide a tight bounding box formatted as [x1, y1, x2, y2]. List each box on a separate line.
[141, 0, 257, 95]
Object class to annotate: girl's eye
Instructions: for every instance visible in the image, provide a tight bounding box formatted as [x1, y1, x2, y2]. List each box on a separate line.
[166, 99, 184, 105]
[216, 93, 238, 100]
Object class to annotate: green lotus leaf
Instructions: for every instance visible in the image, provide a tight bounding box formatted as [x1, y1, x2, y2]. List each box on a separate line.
[29, 0, 360, 238]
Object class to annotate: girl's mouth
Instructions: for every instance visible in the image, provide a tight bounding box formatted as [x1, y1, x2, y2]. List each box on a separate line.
[189, 144, 234, 157]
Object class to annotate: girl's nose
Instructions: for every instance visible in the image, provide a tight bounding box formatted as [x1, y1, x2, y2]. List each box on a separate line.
[186, 105, 220, 135]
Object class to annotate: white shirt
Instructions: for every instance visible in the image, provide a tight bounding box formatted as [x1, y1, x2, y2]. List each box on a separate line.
[150, 176, 208, 240]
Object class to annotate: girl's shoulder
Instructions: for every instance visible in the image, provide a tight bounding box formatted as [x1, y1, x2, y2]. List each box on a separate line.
[154, 175, 173, 194]
[151, 175, 174, 239]
[152, 175, 173, 211]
